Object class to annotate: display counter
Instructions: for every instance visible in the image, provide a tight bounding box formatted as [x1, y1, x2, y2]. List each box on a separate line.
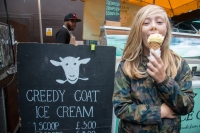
[100, 26, 200, 133]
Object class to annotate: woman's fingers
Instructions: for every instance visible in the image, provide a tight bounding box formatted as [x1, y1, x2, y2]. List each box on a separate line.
[161, 103, 176, 118]
[148, 56, 158, 68]
[147, 50, 166, 83]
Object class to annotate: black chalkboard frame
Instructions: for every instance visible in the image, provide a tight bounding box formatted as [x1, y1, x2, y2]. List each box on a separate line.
[17, 43, 116, 133]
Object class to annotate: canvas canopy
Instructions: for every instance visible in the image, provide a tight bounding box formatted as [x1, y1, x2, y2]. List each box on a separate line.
[121, 0, 200, 17]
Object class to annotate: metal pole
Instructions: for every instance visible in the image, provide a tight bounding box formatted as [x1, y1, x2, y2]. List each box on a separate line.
[0, 88, 7, 133]
[38, 0, 43, 43]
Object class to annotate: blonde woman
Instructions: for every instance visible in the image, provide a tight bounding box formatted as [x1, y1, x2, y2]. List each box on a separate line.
[112, 5, 194, 133]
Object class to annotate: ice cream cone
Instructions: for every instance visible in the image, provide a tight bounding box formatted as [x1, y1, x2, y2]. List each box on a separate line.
[149, 42, 161, 50]
[147, 34, 164, 59]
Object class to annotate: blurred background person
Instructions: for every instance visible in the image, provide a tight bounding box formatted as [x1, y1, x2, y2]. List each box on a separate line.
[56, 13, 81, 44]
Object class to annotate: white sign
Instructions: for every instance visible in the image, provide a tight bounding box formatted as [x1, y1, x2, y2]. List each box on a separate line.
[46, 28, 52, 36]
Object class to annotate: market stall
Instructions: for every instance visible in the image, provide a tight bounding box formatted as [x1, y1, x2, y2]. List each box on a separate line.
[82, 0, 200, 41]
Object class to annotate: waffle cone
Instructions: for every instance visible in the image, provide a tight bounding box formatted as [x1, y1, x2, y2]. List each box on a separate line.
[149, 42, 160, 50]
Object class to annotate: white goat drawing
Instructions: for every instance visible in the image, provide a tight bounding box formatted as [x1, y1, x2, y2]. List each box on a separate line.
[50, 56, 90, 84]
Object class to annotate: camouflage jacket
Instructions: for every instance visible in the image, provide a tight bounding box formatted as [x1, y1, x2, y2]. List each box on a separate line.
[112, 56, 194, 133]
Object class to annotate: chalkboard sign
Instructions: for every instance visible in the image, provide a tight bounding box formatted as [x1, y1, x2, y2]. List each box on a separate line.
[105, 0, 120, 21]
[17, 43, 116, 133]
[181, 88, 200, 133]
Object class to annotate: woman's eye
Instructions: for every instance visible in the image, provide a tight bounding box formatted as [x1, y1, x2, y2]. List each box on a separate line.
[157, 21, 163, 24]
[143, 22, 149, 25]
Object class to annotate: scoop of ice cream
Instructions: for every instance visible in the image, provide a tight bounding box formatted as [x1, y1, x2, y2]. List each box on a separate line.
[147, 33, 164, 45]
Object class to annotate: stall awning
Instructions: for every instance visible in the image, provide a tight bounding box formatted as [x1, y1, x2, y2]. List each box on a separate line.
[122, 0, 200, 17]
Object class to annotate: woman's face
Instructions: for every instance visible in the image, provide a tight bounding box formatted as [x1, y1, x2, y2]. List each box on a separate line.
[142, 12, 167, 56]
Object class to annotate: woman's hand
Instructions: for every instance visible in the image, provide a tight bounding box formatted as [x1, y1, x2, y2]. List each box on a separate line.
[147, 49, 166, 83]
[161, 103, 176, 118]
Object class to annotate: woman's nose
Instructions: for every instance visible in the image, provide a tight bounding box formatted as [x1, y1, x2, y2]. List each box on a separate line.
[151, 21, 157, 30]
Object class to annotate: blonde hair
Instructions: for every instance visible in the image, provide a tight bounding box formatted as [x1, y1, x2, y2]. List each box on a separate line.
[122, 5, 181, 79]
